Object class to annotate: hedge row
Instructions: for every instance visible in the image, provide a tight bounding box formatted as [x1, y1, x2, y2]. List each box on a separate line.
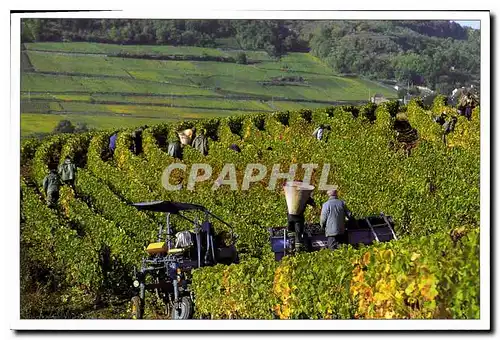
[27, 133, 147, 301]
[61, 128, 158, 243]
[60, 130, 156, 242]
[27, 103, 480, 251]
[59, 133, 158, 285]
[21, 99, 481, 319]
[21, 138, 41, 167]
[111, 52, 238, 63]
[32, 134, 69, 186]
[61, 131, 158, 241]
[59, 132, 93, 168]
[447, 106, 480, 149]
[76, 169, 157, 240]
[113, 131, 167, 198]
[21, 136, 101, 316]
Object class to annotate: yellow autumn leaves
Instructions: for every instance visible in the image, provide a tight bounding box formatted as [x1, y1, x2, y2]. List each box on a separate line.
[350, 248, 439, 319]
[273, 263, 295, 319]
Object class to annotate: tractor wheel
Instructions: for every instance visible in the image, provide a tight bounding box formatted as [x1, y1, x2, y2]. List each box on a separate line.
[131, 296, 143, 319]
[172, 296, 192, 320]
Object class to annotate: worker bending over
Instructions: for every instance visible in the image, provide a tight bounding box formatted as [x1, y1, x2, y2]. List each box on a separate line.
[442, 116, 458, 145]
[43, 169, 61, 208]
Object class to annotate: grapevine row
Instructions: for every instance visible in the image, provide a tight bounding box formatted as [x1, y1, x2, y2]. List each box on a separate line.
[20, 179, 98, 294]
[192, 227, 480, 319]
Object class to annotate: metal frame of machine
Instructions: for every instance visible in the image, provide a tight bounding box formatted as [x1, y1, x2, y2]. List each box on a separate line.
[130, 201, 236, 319]
[269, 213, 398, 261]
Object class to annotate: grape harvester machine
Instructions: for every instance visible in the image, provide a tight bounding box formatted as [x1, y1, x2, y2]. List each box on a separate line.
[130, 200, 237, 319]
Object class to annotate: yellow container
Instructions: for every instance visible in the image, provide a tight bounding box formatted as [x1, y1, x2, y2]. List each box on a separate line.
[146, 242, 168, 255]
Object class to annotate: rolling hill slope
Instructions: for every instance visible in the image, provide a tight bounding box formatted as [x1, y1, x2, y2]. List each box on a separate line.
[21, 42, 396, 136]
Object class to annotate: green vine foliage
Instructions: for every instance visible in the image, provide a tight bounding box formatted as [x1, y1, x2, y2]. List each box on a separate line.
[32, 135, 69, 186]
[21, 138, 41, 167]
[432, 94, 449, 114]
[21, 101, 480, 319]
[76, 169, 158, 241]
[87, 133, 154, 203]
[59, 185, 141, 296]
[20, 180, 98, 308]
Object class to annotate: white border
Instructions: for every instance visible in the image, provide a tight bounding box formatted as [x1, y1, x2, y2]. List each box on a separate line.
[10, 8, 22, 334]
[8, 319, 494, 331]
[9, 9, 490, 331]
[17, 10, 489, 20]
[478, 9, 491, 332]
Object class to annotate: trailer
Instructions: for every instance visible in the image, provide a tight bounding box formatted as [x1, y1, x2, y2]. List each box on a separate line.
[269, 213, 397, 261]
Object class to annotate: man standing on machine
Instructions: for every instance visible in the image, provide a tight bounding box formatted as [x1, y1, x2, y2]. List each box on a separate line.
[287, 196, 316, 252]
[320, 188, 352, 250]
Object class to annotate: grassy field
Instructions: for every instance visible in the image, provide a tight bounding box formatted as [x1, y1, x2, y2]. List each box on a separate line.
[21, 42, 396, 136]
[20, 113, 176, 135]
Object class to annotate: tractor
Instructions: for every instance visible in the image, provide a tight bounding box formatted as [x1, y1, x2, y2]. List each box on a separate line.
[130, 201, 237, 319]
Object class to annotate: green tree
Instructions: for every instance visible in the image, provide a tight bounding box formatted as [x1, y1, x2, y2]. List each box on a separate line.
[53, 120, 75, 134]
[236, 52, 247, 64]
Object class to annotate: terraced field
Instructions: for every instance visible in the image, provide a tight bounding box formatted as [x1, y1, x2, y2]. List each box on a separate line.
[24, 42, 273, 61]
[20, 42, 396, 136]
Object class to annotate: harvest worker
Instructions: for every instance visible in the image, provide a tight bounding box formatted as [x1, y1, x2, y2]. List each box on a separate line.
[167, 136, 183, 160]
[312, 124, 325, 141]
[464, 98, 473, 120]
[229, 144, 241, 153]
[131, 128, 143, 155]
[58, 157, 77, 190]
[109, 132, 118, 155]
[43, 169, 61, 208]
[457, 92, 477, 121]
[320, 188, 351, 251]
[287, 196, 316, 252]
[192, 130, 209, 156]
[433, 111, 447, 125]
[442, 116, 458, 145]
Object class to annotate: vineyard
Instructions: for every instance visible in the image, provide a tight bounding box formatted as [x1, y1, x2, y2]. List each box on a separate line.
[20, 42, 396, 137]
[20, 97, 480, 319]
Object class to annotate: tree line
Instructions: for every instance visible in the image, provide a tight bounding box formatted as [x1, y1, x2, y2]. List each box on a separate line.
[21, 19, 308, 57]
[21, 19, 480, 93]
[308, 20, 480, 94]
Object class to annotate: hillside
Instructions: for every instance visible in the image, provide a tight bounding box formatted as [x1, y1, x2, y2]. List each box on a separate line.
[21, 19, 480, 92]
[21, 42, 396, 136]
